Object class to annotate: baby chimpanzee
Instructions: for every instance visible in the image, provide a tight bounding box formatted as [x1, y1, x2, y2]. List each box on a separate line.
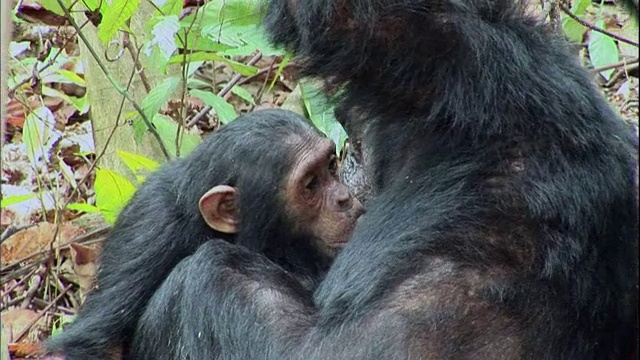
[46, 109, 364, 360]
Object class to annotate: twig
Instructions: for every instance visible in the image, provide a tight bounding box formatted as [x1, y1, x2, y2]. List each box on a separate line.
[559, 3, 639, 47]
[590, 57, 639, 73]
[20, 267, 45, 309]
[254, 56, 278, 106]
[0, 226, 110, 275]
[186, 52, 263, 127]
[0, 224, 37, 244]
[123, 35, 152, 93]
[55, 0, 171, 160]
[14, 285, 72, 343]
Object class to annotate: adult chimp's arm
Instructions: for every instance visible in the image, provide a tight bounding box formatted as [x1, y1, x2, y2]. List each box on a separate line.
[189, 237, 524, 360]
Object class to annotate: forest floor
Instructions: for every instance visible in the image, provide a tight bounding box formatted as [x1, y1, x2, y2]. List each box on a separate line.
[1, 1, 638, 359]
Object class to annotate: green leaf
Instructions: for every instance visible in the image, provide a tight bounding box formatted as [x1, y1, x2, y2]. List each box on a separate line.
[23, 106, 55, 165]
[94, 169, 137, 224]
[151, 114, 202, 157]
[588, 21, 620, 80]
[45, 69, 86, 86]
[189, 89, 238, 124]
[128, 73, 181, 141]
[133, 76, 180, 129]
[230, 85, 255, 104]
[270, 52, 291, 90]
[83, 0, 108, 13]
[1, 194, 37, 207]
[36, 0, 73, 16]
[169, 52, 258, 76]
[561, 0, 591, 42]
[116, 150, 160, 183]
[51, 315, 75, 337]
[66, 203, 101, 213]
[300, 81, 347, 154]
[98, 0, 142, 44]
[179, 33, 234, 53]
[42, 86, 88, 113]
[146, 15, 180, 62]
[158, 0, 183, 17]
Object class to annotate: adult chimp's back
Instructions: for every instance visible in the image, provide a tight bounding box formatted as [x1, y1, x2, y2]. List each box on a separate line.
[153, 0, 638, 358]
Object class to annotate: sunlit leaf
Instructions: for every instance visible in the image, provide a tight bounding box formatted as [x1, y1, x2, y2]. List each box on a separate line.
[98, 0, 142, 44]
[117, 150, 161, 183]
[9, 42, 30, 58]
[94, 169, 137, 224]
[0, 194, 37, 207]
[66, 203, 101, 213]
[36, 0, 73, 16]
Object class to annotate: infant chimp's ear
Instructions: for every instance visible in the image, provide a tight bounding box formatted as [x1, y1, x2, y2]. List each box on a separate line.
[199, 185, 239, 234]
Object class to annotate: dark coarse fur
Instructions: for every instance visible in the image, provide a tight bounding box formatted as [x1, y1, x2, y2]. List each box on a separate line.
[139, 0, 639, 359]
[45, 109, 332, 359]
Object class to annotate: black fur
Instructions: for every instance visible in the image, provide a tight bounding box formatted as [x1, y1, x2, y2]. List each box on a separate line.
[133, 0, 639, 358]
[45, 109, 334, 359]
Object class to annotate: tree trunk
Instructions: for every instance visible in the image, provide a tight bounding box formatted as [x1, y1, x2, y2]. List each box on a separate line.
[75, 2, 176, 176]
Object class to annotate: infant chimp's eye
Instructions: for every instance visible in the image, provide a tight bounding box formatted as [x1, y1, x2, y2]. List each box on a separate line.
[328, 155, 338, 175]
[305, 176, 320, 192]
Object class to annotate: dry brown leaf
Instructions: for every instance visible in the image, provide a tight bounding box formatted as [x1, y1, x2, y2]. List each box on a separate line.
[0, 222, 85, 265]
[69, 242, 101, 295]
[1, 309, 40, 341]
[8, 342, 43, 357]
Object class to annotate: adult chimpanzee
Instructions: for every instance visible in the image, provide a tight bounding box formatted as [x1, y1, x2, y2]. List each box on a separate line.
[126, 0, 639, 358]
[45, 109, 364, 360]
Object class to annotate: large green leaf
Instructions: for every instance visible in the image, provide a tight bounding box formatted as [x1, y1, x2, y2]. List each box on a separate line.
[300, 81, 347, 154]
[133, 76, 180, 135]
[94, 169, 137, 224]
[36, 0, 73, 16]
[588, 20, 620, 80]
[117, 150, 161, 183]
[98, 0, 142, 44]
[561, 0, 591, 42]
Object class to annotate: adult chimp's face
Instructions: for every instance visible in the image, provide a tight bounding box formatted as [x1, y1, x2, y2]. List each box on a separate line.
[284, 135, 365, 257]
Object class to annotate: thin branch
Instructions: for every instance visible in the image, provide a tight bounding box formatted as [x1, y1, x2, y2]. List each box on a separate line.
[123, 34, 151, 92]
[590, 57, 639, 73]
[14, 284, 72, 343]
[559, 3, 639, 47]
